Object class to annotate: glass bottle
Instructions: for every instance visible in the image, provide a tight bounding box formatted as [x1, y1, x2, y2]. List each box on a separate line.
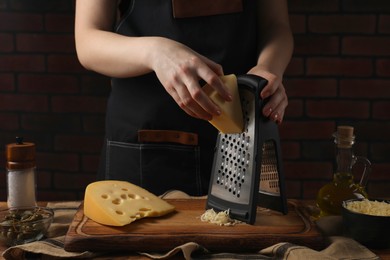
[6, 137, 37, 208]
[316, 126, 371, 217]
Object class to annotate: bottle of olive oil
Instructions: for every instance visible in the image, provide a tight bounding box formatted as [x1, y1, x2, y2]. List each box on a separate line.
[316, 126, 371, 217]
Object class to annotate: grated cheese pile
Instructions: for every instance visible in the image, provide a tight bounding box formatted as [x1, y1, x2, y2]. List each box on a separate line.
[200, 208, 242, 226]
[345, 199, 390, 217]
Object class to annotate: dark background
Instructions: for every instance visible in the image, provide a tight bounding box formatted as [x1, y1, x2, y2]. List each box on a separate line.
[0, 0, 389, 201]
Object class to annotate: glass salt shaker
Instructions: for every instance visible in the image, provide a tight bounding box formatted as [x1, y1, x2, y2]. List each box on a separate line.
[6, 137, 37, 208]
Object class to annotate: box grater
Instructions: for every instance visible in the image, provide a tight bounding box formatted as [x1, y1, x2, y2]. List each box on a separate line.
[206, 74, 288, 224]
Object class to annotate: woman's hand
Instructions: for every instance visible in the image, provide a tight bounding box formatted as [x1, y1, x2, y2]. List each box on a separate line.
[248, 67, 288, 124]
[75, 0, 232, 121]
[148, 37, 232, 120]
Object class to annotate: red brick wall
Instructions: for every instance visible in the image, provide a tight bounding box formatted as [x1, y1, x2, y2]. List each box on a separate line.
[0, 0, 389, 201]
[283, 0, 390, 199]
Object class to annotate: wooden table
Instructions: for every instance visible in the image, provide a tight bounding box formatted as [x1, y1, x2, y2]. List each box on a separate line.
[0, 201, 389, 260]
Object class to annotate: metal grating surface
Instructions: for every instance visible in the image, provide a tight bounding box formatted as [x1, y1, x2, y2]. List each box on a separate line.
[211, 89, 255, 205]
[259, 141, 280, 195]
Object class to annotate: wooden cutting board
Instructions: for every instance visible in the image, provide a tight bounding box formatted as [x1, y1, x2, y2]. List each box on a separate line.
[64, 199, 326, 253]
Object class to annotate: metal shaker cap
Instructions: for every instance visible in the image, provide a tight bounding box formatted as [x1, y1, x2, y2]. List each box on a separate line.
[6, 137, 36, 170]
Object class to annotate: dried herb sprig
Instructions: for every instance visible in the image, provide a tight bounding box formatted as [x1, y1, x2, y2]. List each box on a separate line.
[0, 207, 52, 245]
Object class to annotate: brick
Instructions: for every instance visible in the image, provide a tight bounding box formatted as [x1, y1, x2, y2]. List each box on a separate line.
[370, 163, 390, 180]
[293, 35, 339, 55]
[309, 15, 376, 34]
[284, 161, 333, 179]
[35, 170, 52, 189]
[302, 181, 325, 200]
[0, 193, 5, 202]
[18, 74, 79, 94]
[376, 59, 390, 77]
[307, 57, 373, 77]
[81, 75, 111, 95]
[82, 154, 100, 173]
[0, 171, 5, 187]
[51, 96, 106, 113]
[0, 12, 43, 31]
[0, 134, 21, 151]
[54, 135, 103, 153]
[289, 14, 306, 34]
[0, 113, 19, 130]
[21, 114, 81, 132]
[284, 99, 303, 118]
[0, 33, 13, 52]
[53, 172, 95, 190]
[306, 100, 370, 119]
[367, 181, 390, 199]
[284, 58, 304, 76]
[289, 0, 339, 12]
[14, 133, 53, 152]
[0, 93, 48, 112]
[36, 152, 79, 172]
[16, 33, 75, 53]
[279, 121, 336, 140]
[351, 121, 390, 141]
[0, 0, 6, 10]
[340, 79, 390, 98]
[0, 55, 45, 72]
[9, 0, 72, 12]
[373, 101, 390, 120]
[284, 180, 302, 199]
[352, 142, 369, 159]
[37, 191, 80, 201]
[83, 115, 105, 133]
[281, 141, 301, 159]
[370, 143, 390, 161]
[47, 54, 86, 73]
[302, 141, 333, 160]
[45, 14, 74, 33]
[0, 73, 15, 91]
[379, 15, 390, 34]
[342, 0, 390, 12]
[285, 78, 338, 97]
[343, 36, 390, 56]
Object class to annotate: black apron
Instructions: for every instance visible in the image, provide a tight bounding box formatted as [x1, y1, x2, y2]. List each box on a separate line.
[98, 0, 258, 196]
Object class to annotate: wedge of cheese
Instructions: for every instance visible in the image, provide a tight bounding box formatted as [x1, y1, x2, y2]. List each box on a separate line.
[84, 180, 175, 226]
[203, 74, 244, 134]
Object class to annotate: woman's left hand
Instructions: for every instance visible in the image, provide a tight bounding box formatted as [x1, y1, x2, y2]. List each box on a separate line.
[247, 68, 288, 124]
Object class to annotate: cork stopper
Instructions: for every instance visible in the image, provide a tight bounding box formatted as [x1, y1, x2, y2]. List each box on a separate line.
[6, 137, 36, 170]
[335, 125, 355, 148]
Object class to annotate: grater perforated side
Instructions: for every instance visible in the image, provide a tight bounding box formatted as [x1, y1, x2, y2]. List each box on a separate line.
[206, 74, 287, 224]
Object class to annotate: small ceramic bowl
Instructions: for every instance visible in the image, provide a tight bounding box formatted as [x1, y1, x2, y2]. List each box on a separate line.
[342, 199, 390, 249]
[0, 206, 54, 246]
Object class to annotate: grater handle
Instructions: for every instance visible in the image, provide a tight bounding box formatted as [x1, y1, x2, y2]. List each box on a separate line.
[237, 74, 268, 97]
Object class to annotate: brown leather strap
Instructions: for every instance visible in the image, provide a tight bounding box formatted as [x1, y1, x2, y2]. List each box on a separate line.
[172, 0, 243, 18]
[138, 130, 198, 146]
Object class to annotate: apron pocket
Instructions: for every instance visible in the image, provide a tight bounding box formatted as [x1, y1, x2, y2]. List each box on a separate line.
[106, 140, 202, 196]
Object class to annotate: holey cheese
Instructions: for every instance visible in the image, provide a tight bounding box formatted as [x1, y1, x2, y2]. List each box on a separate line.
[203, 74, 244, 134]
[84, 180, 175, 226]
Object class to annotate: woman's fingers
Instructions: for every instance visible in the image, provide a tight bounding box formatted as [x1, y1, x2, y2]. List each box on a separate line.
[262, 82, 288, 124]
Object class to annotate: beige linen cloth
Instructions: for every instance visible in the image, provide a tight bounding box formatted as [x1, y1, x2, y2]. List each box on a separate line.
[2, 191, 380, 260]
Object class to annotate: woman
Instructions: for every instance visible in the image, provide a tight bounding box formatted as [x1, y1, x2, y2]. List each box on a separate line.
[74, 0, 293, 196]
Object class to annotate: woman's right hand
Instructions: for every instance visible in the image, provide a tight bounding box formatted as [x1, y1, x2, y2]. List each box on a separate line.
[75, 0, 232, 121]
[148, 37, 232, 120]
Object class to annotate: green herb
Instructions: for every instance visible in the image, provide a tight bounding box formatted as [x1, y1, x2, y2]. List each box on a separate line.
[0, 208, 51, 245]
